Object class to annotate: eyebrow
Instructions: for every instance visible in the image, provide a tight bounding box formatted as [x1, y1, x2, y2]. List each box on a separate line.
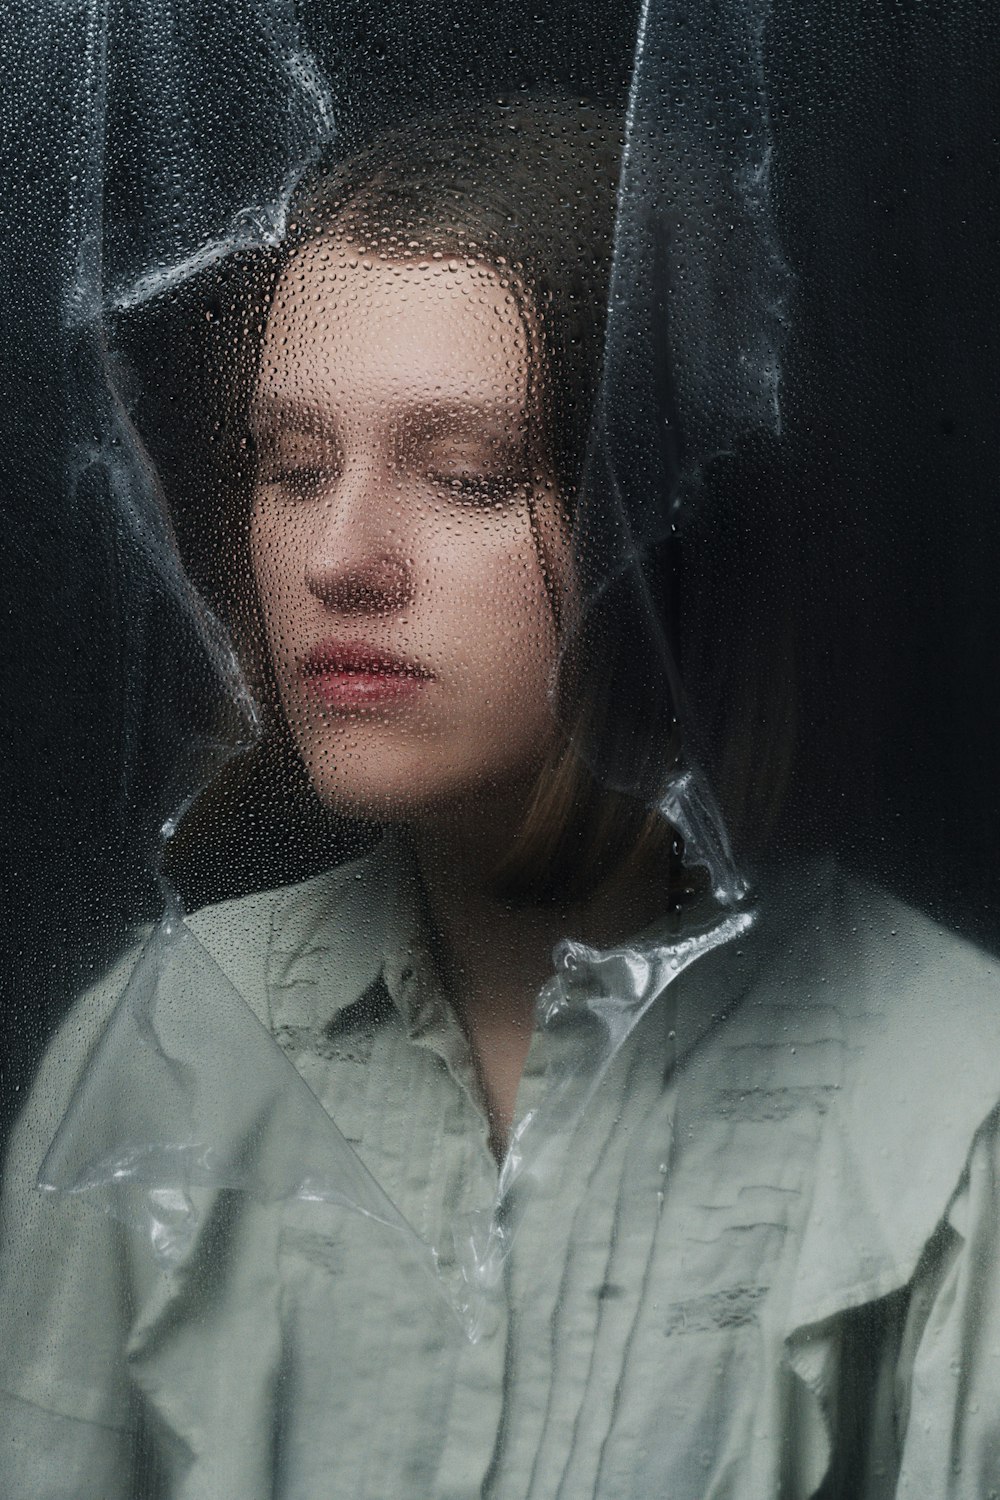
[249, 396, 337, 438]
[249, 393, 525, 439]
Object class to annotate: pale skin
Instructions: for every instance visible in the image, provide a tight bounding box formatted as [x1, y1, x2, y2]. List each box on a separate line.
[250, 238, 660, 1157]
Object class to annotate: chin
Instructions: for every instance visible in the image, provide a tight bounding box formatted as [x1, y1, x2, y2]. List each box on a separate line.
[301, 745, 458, 825]
[300, 745, 539, 833]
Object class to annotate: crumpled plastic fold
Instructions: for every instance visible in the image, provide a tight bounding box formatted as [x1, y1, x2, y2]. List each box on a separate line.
[38, 899, 438, 1278]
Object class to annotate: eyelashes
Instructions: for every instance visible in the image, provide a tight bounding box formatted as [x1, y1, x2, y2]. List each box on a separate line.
[258, 464, 339, 494]
[252, 429, 342, 495]
[426, 468, 530, 505]
[252, 403, 532, 509]
[256, 457, 529, 507]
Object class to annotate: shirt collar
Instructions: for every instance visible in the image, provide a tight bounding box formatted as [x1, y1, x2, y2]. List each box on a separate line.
[266, 830, 758, 1066]
[267, 832, 411, 1035]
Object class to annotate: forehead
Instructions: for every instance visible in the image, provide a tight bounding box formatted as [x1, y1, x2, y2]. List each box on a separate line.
[258, 239, 531, 413]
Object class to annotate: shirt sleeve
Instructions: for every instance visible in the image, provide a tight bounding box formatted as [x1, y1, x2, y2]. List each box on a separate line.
[0, 943, 147, 1500]
[894, 1111, 1000, 1497]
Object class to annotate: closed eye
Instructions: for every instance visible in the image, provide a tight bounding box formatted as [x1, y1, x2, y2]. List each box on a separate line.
[259, 464, 338, 494]
[251, 407, 342, 497]
[428, 469, 529, 505]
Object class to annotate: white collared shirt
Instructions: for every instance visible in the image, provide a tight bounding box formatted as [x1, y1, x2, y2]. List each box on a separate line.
[2, 839, 1000, 1498]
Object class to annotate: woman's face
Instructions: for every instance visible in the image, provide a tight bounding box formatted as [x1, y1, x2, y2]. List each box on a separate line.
[250, 239, 571, 822]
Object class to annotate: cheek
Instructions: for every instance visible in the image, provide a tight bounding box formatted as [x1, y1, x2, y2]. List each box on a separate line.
[249, 508, 302, 654]
[249, 507, 276, 610]
[438, 516, 560, 707]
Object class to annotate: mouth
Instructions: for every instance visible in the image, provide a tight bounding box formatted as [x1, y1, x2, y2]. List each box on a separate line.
[299, 639, 434, 713]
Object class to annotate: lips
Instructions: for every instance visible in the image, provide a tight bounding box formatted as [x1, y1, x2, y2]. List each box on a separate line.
[299, 638, 433, 712]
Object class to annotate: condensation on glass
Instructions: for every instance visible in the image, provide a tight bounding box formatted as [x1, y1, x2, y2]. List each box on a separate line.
[2, 1, 999, 1496]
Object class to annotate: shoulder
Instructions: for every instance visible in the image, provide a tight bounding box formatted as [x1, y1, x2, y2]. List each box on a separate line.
[5, 853, 381, 1181]
[836, 876, 1000, 1260]
[842, 871, 997, 1008]
[776, 866, 1000, 1208]
[745, 862, 1000, 1325]
[2, 940, 150, 1188]
[744, 859, 1000, 1052]
[803, 867, 1000, 1092]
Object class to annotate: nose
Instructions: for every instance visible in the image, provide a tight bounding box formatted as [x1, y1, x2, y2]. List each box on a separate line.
[306, 551, 413, 615]
[303, 459, 414, 616]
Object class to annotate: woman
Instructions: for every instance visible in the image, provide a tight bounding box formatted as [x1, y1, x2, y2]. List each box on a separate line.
[2, 100, 1000, 1499]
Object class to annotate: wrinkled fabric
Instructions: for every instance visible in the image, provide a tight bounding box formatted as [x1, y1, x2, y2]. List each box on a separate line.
[2, 843, 1000, 1498]
[3, 0, 999, 1492]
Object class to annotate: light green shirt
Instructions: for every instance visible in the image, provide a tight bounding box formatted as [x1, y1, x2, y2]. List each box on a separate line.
[2, 839, 1000, 1498]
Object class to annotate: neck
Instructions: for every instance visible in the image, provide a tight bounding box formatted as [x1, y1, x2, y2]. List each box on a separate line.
[410, 793, 562, 1025]
[404, 791, 671, 1158]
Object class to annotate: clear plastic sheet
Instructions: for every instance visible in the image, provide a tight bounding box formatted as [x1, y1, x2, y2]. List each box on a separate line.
[551, 0, 790, 843]
[33, 0, 773, 1327]
[38, 870, 755, 1338]
[67, 0, 335, 781]
[37, 898, 440, 1281]
[3, 0, 1000, 1494]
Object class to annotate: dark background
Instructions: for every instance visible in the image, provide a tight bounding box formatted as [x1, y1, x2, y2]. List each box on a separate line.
[2, 0, 998, 1145]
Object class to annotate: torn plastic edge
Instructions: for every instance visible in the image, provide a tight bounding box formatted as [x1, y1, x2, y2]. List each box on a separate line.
[105, 191, 292, 317]
[64, 254, 264, 784]
[661, 766, 749, 907]
[66, 0, 336, 327]
[601, 0, 792, 518]
[98, 31, 336, 318]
